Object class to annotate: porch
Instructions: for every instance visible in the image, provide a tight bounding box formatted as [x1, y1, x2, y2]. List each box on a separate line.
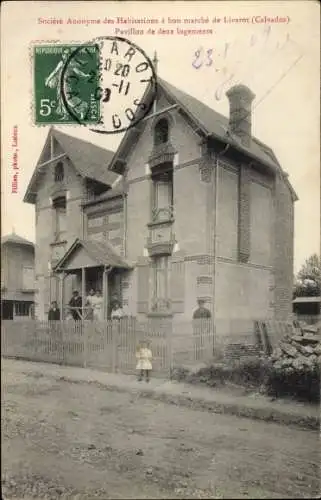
[53, 238, 132, 320]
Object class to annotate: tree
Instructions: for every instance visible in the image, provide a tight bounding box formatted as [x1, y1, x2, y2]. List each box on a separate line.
[294, 254, 321, 297]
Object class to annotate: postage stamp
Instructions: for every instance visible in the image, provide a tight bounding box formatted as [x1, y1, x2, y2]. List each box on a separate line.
[60, 36, 157, 134]
[33, 44, 100, 125]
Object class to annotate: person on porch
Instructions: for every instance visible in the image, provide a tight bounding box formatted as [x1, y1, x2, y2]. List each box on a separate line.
[92, 290, 103, 321]
[85, 289, 95, 320]
[68, 290, 82, 321]
[111, 299, 124, 320]
[48, 301, 60, 321]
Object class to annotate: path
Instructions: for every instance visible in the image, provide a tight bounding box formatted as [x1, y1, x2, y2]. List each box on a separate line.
[2, 359, 320, 499]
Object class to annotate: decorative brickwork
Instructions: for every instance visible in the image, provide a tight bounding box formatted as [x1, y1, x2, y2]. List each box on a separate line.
[238, 166, 251, 262]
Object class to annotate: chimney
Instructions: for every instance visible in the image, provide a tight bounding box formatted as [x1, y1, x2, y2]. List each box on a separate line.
[226, 84, 255, 146]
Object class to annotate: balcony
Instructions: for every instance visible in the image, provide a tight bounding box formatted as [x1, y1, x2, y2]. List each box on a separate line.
[151, 205, 174, 224]
[148, 142, 176, 170]
[146, 218, 175, 257]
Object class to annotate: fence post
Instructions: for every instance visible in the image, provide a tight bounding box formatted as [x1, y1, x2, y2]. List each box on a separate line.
[111, 321, 118, 373]
[83, 321, 87, 368]
[167, 320, 173, 379]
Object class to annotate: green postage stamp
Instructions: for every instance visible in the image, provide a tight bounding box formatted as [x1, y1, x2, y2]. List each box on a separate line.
[33, 44, 100, 125]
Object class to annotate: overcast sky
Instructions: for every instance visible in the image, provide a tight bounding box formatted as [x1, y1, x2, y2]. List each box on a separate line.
[1, 1, 320, 273]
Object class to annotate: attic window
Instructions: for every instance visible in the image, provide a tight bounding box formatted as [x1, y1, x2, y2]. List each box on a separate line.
[154, 118, 169, 146]
[54, 162, 64, 182]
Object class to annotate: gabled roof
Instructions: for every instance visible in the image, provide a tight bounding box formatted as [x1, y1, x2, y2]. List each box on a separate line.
[1, 233, 34, 247]
[24, 128, 119, 204]
[159, 78, 280, 170]
[54, 238, 132, 272]
[109, 78, 298, 201]
[52, 129, 118, 185]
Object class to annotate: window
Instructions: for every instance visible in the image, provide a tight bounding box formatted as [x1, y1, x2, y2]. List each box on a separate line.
[54, 162, 64, 182]
[53, 196, 67, 241]
[14, 302, 32, 317]
[151, 256, 170, 312]
[152, 170, 173, 222]
[22, 267, 35, 290]
[154, 118, 169, 146]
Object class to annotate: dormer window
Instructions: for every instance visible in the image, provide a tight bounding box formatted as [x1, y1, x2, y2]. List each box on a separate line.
[54, 162, 64, 182]
[154, 118, 169, 146]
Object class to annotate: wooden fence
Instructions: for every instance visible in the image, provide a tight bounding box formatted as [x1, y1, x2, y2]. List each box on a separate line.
[1, 318, 297, 377]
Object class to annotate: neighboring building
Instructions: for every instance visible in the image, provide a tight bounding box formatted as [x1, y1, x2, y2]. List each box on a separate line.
[24, 79, 297, 321]
[1, 233, 35, 320]
[293, 296, 321, 324]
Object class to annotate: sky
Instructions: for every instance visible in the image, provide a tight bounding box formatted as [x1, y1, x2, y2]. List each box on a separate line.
[1, 1, 320, 273]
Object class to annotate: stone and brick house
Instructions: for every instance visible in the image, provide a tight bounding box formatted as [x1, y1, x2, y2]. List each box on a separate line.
[24, 79, 297, 322]
[1, 233, 35, 320]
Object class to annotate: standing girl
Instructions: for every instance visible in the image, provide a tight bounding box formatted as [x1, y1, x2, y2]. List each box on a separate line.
[136, 340, 152, 382]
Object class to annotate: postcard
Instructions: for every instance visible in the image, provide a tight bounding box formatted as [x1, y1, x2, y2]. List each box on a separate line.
[1, 1, 320, 497]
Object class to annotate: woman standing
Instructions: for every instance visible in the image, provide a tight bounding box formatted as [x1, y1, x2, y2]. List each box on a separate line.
[92, 290, 103, 321]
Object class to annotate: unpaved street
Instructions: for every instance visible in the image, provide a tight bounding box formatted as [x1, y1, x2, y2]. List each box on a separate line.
[2, 359, 320, 499]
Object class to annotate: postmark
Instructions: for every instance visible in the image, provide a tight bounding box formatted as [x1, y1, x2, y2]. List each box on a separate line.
[33, 44, 101, 125]
[60, 36, 157, 134]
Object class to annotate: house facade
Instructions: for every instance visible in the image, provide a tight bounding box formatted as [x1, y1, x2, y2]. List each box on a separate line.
[24, 79, 297, 322]
[1, 234, 35, 320]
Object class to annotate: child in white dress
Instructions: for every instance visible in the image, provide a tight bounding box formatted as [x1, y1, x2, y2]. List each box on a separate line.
[136, 340, 152, 382]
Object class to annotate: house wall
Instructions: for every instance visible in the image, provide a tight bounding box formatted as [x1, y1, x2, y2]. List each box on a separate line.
[1, 243, 35, 294]
[124, 91, 208, 319]
[30, 93, 294, 323]
[273, 173, 295, 319]
[35, 156, 84, 319]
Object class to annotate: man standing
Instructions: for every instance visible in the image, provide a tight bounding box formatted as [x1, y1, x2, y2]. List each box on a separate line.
[68, 290, 83, 321]
[193, 299, 212, 360]
[193, 299, 212, 319]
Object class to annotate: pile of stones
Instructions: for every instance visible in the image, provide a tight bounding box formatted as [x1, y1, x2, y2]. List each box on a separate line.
[270, 323, 321, 371]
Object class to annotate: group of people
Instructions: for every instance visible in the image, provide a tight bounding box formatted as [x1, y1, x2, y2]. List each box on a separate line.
[47, 296, 212, 382]
[48, 289, 126, 321]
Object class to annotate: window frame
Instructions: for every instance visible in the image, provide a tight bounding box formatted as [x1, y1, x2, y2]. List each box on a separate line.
[52, 195, 67, 242]
[153, 118, 169, 147]
[151, 168, 174, 222]
[54, 162, 64, 183]
[151, 255, 170, 312]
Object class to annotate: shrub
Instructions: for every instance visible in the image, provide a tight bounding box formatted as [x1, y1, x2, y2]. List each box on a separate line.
[265, 360, 320, 403]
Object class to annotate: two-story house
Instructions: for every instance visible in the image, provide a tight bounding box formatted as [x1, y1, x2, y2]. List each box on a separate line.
[1, 233, 35, 320]
[24, 79, 297, 322]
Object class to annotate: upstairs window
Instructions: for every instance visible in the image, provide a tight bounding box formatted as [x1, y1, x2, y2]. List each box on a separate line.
[53, 196, 67, 241]
[152, 169, 173, 222]
[54, 162, 64, 182]
[154, 118, 169, 146]
[151, 255, 170, 312]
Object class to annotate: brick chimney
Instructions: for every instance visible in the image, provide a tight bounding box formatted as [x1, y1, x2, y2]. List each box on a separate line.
[226, 84, 255, 146]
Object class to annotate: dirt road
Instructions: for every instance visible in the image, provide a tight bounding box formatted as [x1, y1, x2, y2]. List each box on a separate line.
[2, 359, 320, 499]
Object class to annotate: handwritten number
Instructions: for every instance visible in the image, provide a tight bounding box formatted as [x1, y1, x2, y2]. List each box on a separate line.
[192, 48, 203, 69]
[206, 49, 213, 67]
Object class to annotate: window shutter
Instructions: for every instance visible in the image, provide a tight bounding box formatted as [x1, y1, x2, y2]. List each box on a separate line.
[137, 257, 150, 313]
[170, 254, 185, 313]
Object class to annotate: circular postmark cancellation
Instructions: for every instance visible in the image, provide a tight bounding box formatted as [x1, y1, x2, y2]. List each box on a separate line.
[60, 36, 157, 134]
